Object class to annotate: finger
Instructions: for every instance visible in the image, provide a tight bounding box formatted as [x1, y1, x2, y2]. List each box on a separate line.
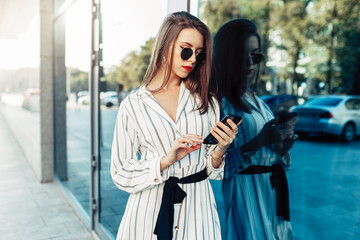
[216, 120, 236, 138]
[176, 143, 194, 149]
[226, 119, 239, 133]
[284, 116, 298, 126]
[177, 137, 201, 147]
[187, 144, 201, 153]
[212, 126, 233, 144]
[181, 136, 204, 144]
[210, 130, 226, 144]
[184, 134, 203, 139]
[216, 120, 231, 133]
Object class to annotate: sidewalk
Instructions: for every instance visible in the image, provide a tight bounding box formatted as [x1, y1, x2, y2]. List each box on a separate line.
[0, 107, 96, 240]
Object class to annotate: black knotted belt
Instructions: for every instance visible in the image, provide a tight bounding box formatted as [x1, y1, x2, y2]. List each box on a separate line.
[154, 168, 208, 240]
[239, 163, 290, 221]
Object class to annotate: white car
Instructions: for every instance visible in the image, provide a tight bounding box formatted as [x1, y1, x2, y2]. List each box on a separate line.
[292, 95, 360, 142]
[102, 93, 118, 108]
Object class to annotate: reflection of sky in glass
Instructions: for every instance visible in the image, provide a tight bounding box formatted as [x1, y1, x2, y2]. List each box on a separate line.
[0, 15, 40, 70]
[0, 0, 169, 72]
[65, 0, 92, 71]
[101, 0, 167, 72]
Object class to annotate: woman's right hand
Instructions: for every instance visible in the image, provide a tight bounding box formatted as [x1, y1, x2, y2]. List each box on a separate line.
[241, 116, 298, 153]
[160, 134, 203, 170]
[272, 116, 298, 144]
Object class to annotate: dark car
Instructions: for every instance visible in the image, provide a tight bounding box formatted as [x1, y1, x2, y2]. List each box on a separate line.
[291, 95, 360, 142]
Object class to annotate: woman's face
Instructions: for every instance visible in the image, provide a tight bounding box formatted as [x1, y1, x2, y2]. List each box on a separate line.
[169, 28, 204, 80]
[246, 35, 260, 87]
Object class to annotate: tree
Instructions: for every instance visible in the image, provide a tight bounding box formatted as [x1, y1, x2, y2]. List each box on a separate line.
[200, 0, 241, 35]
[69, 67, 88, 93]
[105, 37, 155, 91]
[271, 1, 310, 95]
[310, 0, 360, 94]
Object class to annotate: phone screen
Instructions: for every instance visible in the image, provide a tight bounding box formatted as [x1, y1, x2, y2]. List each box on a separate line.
[203, 114, 242, 144]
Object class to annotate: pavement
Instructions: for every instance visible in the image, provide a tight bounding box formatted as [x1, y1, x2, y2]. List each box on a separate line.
[0, 105, 96, 240]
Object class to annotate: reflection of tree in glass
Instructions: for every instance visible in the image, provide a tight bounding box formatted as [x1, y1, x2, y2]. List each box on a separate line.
[105, 37, 155, 92]
[69, 67, 89, 93]
[271, 1, 310, 95]
[200, 0, 241, 36]
[309, 0, 360, 95]
[200, 0, 360, 96]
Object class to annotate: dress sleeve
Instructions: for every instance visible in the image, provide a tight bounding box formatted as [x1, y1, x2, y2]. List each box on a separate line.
[110, 102, 169, 194]
[204, 98, 225, 180]
[275, 150, 291, 171]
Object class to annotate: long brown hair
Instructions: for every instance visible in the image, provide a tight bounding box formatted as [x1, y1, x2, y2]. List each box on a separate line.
[142, 11, 215, 114]
[211, 19, 261, 113]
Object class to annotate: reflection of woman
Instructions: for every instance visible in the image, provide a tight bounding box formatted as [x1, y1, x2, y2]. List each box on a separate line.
[111, 12, 237, 240]
[211, 19, 297, 240]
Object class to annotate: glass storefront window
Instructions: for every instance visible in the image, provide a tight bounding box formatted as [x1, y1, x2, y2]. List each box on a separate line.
[196, 0, 360, 239]
[99, 0, 167, 237]
[54, 0, 92, 217]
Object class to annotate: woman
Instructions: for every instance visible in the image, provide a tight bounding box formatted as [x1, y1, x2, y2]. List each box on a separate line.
[211, 19, 297, 240]
[111, 12, 238, 240]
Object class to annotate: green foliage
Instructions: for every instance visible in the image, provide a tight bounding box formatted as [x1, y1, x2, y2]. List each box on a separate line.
[201, 0, 360, 95]
[309, 0, 360, 94]
[201, 0, 242, 35]
[105, 37, 155, 92]
[69, 68, 88, 93]
[102, 0, 360, 96]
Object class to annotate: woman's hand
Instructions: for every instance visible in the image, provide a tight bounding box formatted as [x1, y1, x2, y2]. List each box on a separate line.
[210, 119, 238, 167]
[160, 134, 203, 170]
[211, 119, 238, 150]
[274, 116, 299, 156]
[241, 116, 298, 153]
[275, 134, 298, 157]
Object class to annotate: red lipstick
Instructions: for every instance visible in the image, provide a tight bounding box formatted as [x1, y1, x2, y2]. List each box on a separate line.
[183, 66, 192, 71]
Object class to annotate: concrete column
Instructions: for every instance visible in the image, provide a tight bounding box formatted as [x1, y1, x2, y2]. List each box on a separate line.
[53, 12, 68, 181]
[39, 0, 54, 182]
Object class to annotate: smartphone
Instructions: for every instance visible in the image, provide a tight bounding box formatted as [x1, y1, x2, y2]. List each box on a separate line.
[203, 114, 243, 144]
[275, 111, 298, 125]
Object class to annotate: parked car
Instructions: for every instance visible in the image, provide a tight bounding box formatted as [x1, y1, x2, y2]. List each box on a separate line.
[76, 91, 88, 102]
[260, 94, 300, 114]
[102, 94, 118, 108]
[77, 95, 90, 105]
[291, 95, 360, 142]
[22, 88, 40, 111]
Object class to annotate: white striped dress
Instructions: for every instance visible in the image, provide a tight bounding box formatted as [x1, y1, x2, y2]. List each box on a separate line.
[111, 81, 224, 240]
[219, 93, 293, 240]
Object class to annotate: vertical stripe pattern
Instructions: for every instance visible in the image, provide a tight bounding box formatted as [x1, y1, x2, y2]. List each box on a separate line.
[219, 94, 293, 240]
[111, 82, 223, 240]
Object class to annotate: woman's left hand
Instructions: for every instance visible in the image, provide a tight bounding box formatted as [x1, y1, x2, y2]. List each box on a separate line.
[275, 133, 298, 157]
[211, 119, 238, 152]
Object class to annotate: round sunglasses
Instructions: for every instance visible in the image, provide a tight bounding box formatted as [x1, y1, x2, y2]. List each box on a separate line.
[247, 52, 264, 66]
[180, 47, 206, 64]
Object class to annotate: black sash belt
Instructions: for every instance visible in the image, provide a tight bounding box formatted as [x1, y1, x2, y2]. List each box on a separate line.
[239, 164, 290, 221]
[154, 168, 208, 240]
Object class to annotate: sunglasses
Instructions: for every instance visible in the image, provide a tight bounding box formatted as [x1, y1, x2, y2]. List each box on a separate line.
[180, 47, 206, 64]
[247, 52, 264, 66]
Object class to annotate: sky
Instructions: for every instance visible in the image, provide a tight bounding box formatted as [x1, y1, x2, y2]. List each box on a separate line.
[65, 0, 168, 72]
[0, 15, 40, 70]
[0, 0, 168, 71]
